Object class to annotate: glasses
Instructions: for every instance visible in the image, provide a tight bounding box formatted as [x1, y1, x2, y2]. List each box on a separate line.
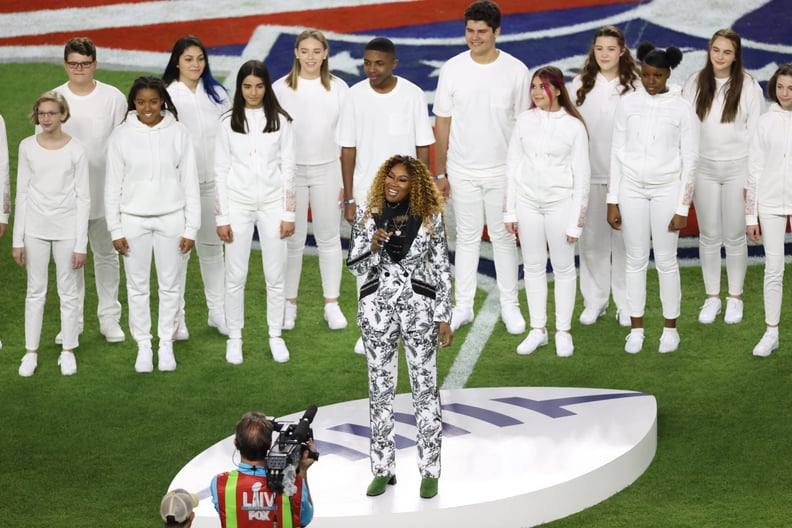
[66, 60, 94, 70]
[37, 111, 61, 118]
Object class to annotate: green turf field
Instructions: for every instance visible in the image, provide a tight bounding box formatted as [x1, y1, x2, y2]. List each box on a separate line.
[1, 64, 791, 527]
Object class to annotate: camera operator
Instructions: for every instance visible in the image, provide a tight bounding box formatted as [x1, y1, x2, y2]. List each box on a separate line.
[211, 411, 315, 528]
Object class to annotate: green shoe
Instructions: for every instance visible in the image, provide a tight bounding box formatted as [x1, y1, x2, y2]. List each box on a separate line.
[366, 475, 396, 496]
[420, 477, 438, 499]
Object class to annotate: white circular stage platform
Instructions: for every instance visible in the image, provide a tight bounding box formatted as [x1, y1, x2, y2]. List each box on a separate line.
[168, 387, 656, 527]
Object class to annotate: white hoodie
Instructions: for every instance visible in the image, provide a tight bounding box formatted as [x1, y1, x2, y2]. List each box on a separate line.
[105, 110, 201, 240]
[746, 103, 792, 224]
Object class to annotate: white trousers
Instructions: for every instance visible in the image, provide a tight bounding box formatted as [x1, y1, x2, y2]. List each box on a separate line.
[619, 180, 681, 319]
[448, 173, 519, 310]
[579, 183, 627, 313]
[758, 213, 788, 326]
[24, 237, 81, 350]
[516, 197, 577, 331]
[178, 181, 225, 315]
[224, 206, 286, 339]
[285, 161, 343, 300]
[74, 216, 122, 325]
[694, 158, 747, 296]
[122, 211, 186, 346]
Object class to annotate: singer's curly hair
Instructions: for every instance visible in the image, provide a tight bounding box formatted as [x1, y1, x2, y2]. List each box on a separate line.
[362, 154, 445, 233]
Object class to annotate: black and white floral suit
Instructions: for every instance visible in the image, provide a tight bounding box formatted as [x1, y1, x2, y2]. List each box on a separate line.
[347, 205, 452, 479]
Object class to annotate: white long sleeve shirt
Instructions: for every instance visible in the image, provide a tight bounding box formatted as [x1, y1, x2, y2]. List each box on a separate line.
[167, 80, 229, 184]
[214, 109, 296, 225]
[0, 115, 9, 224]
[682, 73, 764, 161]
[607, 88, 699, 216]
[105, 110, 201, 240]
[503, 108, 591, 238]
[13, 135, 90, 252]
[746, 103, 792, 224]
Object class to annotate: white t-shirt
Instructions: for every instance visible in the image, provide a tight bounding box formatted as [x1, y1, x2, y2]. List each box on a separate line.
[167, 79, 230, 184]
[336, 76, 435, 201]
[0, 114, 9, 224]
[13, 136, 90, 252]
[49, 80, 127, 219]
[274, 75, 348, 166]
[433, 49, 530, 178]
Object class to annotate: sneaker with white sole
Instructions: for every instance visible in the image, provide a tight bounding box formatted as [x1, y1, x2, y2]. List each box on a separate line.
[724, 298, 743, 324]
[135, 344, 154, 373]
[158, 341, 177, 371]
[100, 319, 126, 343]
[354, 336, 366, 355]
[579, 305, 606, 325]
[752, 330, 779, 357]
[555, 332, 574, 357]
[270, 337, 290, 363]
[18, 352, 38, 377]
[324, 302, 348, 330]
[697, 297, 721, 324]
[658, 329, 680, 353]
[501, 305, 526, 335]
[624, 330, 645, 354]
[208, 308, 229, 336]
[283, 302, 297, 331]
[174, 315, 189, 341]
[226, 338, 243, 365]
[516, 329, 548, 355]
[58, 351, 77, 376]
[450, 307, 474, 331]
[616, 309, 631, 327]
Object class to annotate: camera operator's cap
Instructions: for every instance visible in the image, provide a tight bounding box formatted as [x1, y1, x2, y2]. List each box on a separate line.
[160, 488, 199, 523]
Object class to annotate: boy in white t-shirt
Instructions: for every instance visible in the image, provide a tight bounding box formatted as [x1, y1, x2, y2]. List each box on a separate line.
[46, 37, 127, 344]
[433, 1, 530, 335]
[337, 37, 435, 354]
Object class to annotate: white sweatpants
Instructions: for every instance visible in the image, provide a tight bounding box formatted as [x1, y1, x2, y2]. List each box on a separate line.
[579, 183, 627, 313]
[448, 173, 519, 310]
[619, 180, 681, 320]
[694, 158, 747, 296]
[24, 237, 81, 350]
[758, 213, 789, 326]
[285, 161, 343, 300]
[224, 205, 286, 339]
[516, 197, 577, 331]
[178, 181, 225, 315]
[73, 216, 122, 325]
[122, 211, 186, 346]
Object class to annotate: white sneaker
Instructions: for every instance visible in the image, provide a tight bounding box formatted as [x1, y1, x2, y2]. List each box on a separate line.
[501, 305, 526, 335]
[658, 329, 680, 353]
[174, 316, 190, 341]
[225, 338, 243, 365]
[624, 330, 645, 354]
[579, 306, 606, 325]
[18, 352, 38, 377]
[270, 337, 290, 363]
[616, 309, 631, 327]
[100, 319, 126, 343]
[324, 302, 348, 330]
[208, 308, 229, 336]
[135, 344, 154, 373]
[752, 330, 779, 357]
[450, 307, 474, 331]
[0, 338, 3, 350]
[555, 332, 574, 357]
[516, 329, 548, 355]
[283, 302, 297, 331]
[697, 297, 721, 324]
[58, 351, 77, 376]
[158, 341, 177, 371]
[55, 326, 83, 345]
[354, 336, 366, 355]
[724, 298, 743, 324]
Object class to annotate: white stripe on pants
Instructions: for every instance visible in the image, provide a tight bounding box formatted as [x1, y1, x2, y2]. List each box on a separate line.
[121, 211, 185, 345]
[24, 237, 81, 350]
[758, 213, 788, 326]
[516, 197, 577, 331]
[224, 206, 286, 339]
[619, 180, 681, 320]
[694, 158, 748, 296]
[448, 173, 519, 310]
[285, 161, 343, 300]
[578, 183, 627, 313]
[73, 216, 123, 326]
